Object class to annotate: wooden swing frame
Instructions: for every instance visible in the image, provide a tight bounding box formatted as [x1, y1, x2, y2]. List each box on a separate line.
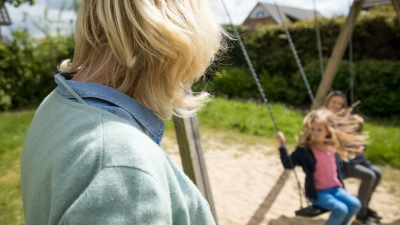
[314, 0, 400, 107]
[173, 0, 400, 223]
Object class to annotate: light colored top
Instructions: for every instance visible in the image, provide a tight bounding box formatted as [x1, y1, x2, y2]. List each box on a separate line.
[310, 145, 343, 191]
[21, 74, 215, 225]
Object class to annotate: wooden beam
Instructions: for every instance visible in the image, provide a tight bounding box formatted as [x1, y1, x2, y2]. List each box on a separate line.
[392, 0, 400, 23]
[315, 0, 365, 107]
[173, 115, 218, 223]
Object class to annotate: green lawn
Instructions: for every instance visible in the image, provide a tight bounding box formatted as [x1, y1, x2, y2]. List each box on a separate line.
[1, 98, 399, 224]
[195, 98, 400, 167]
[0, 110, 34, 225]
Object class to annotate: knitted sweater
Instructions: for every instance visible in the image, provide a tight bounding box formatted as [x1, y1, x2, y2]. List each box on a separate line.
[21, 90, 215, 225]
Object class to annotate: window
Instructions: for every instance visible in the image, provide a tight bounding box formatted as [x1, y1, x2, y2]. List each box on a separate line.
[251, 8, 268, 19]
[255, 9, 266, 18]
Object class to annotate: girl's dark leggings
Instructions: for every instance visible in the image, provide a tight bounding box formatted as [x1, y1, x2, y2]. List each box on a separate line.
[343, 160, 382, 218]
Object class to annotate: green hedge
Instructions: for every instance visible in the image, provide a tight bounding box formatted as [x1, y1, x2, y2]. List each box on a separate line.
[221, 6, 400, 77]
[213, 6, 400, 118]
[0, 29, 74, 110]
[291, 60, 400, 118]
[212, 59, 400, 118]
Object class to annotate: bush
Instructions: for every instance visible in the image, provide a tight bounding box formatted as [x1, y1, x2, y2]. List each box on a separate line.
[215, 6, 400, 117]
[213, 67, 259, 99]
[212, 59, 399, 119]
[289, 59, 400, 118]
[259, 70, 288, 102]
[0, 29, 74, 110]
[222, 6, 400, 79]
[212, 67, 291, 103]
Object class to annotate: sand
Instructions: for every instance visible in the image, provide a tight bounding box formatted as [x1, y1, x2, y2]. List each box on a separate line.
[161, 133, 400, 225]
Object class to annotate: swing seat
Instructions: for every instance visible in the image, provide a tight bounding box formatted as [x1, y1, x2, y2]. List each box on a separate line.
[295, 205, 329, 217]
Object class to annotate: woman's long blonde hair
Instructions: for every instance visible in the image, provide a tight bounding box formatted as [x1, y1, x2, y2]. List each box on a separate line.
[59, 0, 227, 119]
[298, 108, 367, 160]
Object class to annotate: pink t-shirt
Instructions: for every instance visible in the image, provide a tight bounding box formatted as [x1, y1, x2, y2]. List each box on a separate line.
[311, 145, 343, 191]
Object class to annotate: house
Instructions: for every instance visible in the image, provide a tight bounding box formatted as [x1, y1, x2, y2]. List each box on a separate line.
[0, 3, 12, 38]
[242, 2, 323, 29]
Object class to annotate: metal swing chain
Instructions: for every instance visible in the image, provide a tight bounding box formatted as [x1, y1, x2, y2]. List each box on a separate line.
[313, 0, 325, 79]
[273, 1, 317, 109]
[272, 0, 322, 208]
[220, 0, 280, 132]
[348, 0, 355, 105]
[220, 0, 308, 210]
[313, 0, 328, 103]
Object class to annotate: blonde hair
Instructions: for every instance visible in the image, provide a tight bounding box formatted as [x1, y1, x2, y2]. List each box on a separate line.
[298, 108, 367, 160]
[59, 0, 227, 119]
[338, 114, 365, 133]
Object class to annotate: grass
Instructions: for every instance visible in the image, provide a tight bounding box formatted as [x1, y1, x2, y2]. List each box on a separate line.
[194, 98, 400, 168]
[0, 111, 35, 156]
[196, 98, 305, 144]
[1, 98, 399, 224]
[0, 110, 34, 225]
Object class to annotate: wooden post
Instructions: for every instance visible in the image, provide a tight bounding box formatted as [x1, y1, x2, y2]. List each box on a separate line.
[173, 115, 218, 223]
[392, 0, 400, 23]
[314, 0, 365, 107]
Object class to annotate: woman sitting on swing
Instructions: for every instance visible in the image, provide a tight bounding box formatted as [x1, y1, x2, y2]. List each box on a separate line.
[325, 90, 382, 225]
[277, 108, 365, 225]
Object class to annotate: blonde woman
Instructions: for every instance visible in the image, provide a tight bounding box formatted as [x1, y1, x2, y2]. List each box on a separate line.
[277, 109, 364, 225]
[325, 91, 382, 225]
[21, 1, 226, 224]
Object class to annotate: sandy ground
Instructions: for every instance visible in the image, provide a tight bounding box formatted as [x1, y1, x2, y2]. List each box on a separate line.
[161, 133, 400, 225]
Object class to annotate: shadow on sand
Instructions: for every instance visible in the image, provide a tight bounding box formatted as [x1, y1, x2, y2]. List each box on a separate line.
[244, 169, 400, 225]
[245, 170, 291, 225]
[267, 216, 400, 225]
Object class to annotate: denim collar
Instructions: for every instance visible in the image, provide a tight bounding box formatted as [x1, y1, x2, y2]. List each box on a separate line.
[55, 74, 165, 144]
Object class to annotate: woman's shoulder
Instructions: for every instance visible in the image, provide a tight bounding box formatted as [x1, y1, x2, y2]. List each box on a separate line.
[101, 118, 165, 168]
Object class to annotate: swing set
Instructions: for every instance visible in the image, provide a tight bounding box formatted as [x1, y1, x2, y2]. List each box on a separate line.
[220, 0, 329, 217]
[173, 0, 400, 223]
[218, 0, 400, 219]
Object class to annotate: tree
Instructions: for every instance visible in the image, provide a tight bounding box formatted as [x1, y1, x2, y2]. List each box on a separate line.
[0, 0, 35, 7]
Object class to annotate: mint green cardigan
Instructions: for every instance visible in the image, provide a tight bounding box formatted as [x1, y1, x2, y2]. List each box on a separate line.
[21, 90, 215, 225]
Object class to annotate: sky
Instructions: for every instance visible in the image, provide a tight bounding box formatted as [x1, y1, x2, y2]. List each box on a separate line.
[2, 0, 353, 38]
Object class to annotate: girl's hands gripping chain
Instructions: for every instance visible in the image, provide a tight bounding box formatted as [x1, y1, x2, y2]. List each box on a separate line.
[276, 131, 285, 147]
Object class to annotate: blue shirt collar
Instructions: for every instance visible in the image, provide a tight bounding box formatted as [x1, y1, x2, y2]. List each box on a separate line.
[55, 74, 165, 144]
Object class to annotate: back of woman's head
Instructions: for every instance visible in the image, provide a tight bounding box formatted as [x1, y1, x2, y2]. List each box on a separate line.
[59, 0, 227, 119]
